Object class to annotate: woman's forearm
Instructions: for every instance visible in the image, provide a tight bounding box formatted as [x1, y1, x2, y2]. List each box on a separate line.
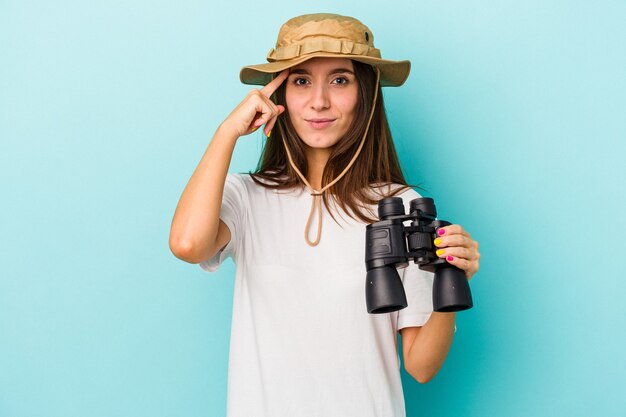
[405, 312, 456, 383]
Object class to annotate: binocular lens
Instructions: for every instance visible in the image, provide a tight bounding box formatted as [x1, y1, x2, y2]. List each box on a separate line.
[433, 266, 473, 312]
[365, 267, 408, 314]
[409, 197, 436, 218]
[377, 197, 405, 220]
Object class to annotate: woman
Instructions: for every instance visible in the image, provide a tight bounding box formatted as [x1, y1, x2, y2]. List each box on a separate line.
[170, 13, 480, 417]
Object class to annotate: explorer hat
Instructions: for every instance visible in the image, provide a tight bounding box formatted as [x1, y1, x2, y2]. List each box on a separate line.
[240, 13, 411, 87]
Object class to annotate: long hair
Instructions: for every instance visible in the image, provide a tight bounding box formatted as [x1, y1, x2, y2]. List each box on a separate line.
[249, 60, 420, 224]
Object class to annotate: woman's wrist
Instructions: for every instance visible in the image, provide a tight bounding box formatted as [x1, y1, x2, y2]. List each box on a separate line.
[215, 121, 241, 144]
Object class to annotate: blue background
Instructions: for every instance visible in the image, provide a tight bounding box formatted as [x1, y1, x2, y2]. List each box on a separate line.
[1, 1, 625, 416]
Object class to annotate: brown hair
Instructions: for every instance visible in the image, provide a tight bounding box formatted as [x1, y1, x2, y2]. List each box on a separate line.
[249, 60, 421, 224]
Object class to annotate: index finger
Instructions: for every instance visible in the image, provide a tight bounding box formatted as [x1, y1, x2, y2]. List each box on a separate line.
[260, 69, 290, 98]
[438, 224, 469, 237]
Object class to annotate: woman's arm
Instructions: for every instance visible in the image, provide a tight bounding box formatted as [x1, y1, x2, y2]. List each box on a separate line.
[169, 70, 290, 263]
[169, 126, 239, 263]
[400, 314, 456, 383]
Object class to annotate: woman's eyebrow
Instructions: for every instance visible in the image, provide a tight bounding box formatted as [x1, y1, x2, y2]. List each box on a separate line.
[289, 68, 355, 75]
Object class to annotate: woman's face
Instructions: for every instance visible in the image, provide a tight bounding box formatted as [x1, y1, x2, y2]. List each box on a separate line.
[285, 57, 358, 152]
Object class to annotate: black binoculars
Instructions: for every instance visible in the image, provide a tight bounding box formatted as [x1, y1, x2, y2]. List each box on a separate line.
[365, 196, 473, 314]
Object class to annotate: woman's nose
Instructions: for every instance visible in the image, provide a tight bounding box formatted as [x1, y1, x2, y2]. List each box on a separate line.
[309, 84, 330, 110]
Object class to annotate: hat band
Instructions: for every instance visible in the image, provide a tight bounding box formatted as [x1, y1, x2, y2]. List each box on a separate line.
[267, 38, 381, 62]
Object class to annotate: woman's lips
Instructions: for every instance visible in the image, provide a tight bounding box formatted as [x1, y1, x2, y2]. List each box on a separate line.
[306, 119, 335, 129]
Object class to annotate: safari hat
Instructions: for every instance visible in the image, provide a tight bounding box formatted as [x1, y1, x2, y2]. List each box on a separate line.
[240, 13, 411, 87]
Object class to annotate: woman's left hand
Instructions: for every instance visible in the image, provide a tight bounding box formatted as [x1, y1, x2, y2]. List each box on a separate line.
[433, 224, 480, 281]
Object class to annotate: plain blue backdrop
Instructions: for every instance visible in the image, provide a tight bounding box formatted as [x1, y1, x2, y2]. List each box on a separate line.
[1, 1, 625, 416]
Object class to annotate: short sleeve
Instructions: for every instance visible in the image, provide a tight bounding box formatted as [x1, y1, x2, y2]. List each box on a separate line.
[199, 173, 248, 273]
[397, 265, 434, 330]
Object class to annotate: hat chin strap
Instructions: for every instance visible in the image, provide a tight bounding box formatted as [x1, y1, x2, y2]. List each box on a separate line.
[281, 67, 381, 246]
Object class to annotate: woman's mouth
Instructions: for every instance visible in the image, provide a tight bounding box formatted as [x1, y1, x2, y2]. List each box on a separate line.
[306, 119, 335, 129]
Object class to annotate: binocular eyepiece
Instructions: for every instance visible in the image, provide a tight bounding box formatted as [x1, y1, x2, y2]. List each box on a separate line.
[365, 197, 473, 314]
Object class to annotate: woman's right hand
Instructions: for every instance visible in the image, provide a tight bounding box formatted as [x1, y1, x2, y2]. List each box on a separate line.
[220, 69, 290, 138]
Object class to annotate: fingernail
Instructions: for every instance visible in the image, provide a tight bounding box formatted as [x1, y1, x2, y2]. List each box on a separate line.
[434, 238, 443, 246]
[436, 249, 445, 256]
[447, 255, 454, 261]
[437, 228, 446, 236]
[267, 130, 271, 138]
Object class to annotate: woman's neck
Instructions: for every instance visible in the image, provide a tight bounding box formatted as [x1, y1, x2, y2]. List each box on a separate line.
[306, 148, 331, 190]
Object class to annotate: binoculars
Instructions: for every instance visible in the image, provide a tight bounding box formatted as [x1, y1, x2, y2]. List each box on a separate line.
[365, 196, 473, 314]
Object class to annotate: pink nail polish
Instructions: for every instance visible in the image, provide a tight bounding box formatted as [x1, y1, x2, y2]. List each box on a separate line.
[437, 228, 446, 236]
[447, 255, 454, 261]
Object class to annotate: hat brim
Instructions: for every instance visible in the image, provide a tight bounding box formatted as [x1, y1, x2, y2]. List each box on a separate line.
[240, 53, 410, 87]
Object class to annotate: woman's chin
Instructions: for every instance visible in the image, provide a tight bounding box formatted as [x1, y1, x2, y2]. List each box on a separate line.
[300, 135, 341, 150]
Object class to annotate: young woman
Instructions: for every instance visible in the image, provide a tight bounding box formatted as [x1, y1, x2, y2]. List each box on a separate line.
[170, 13, 480, 417]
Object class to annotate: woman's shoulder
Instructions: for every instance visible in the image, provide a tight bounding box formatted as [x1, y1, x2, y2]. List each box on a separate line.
[396, 185, 424, 202]
[367, 181, 423, 201]
[226, 172, 276, 184]
[227, 172, 305, 197]
[224, 172, 251, 188]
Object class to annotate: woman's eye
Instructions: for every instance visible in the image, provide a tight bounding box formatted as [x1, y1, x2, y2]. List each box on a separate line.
[294, 78, 308, 86]
[333, 77, 348, 85]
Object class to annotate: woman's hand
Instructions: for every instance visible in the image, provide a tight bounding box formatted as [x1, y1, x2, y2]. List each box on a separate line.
[433, 224, 480, 281]
[220, 69, 290, 138]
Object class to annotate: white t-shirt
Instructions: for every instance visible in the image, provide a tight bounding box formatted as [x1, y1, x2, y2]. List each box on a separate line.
[200, 173, 434, 417]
